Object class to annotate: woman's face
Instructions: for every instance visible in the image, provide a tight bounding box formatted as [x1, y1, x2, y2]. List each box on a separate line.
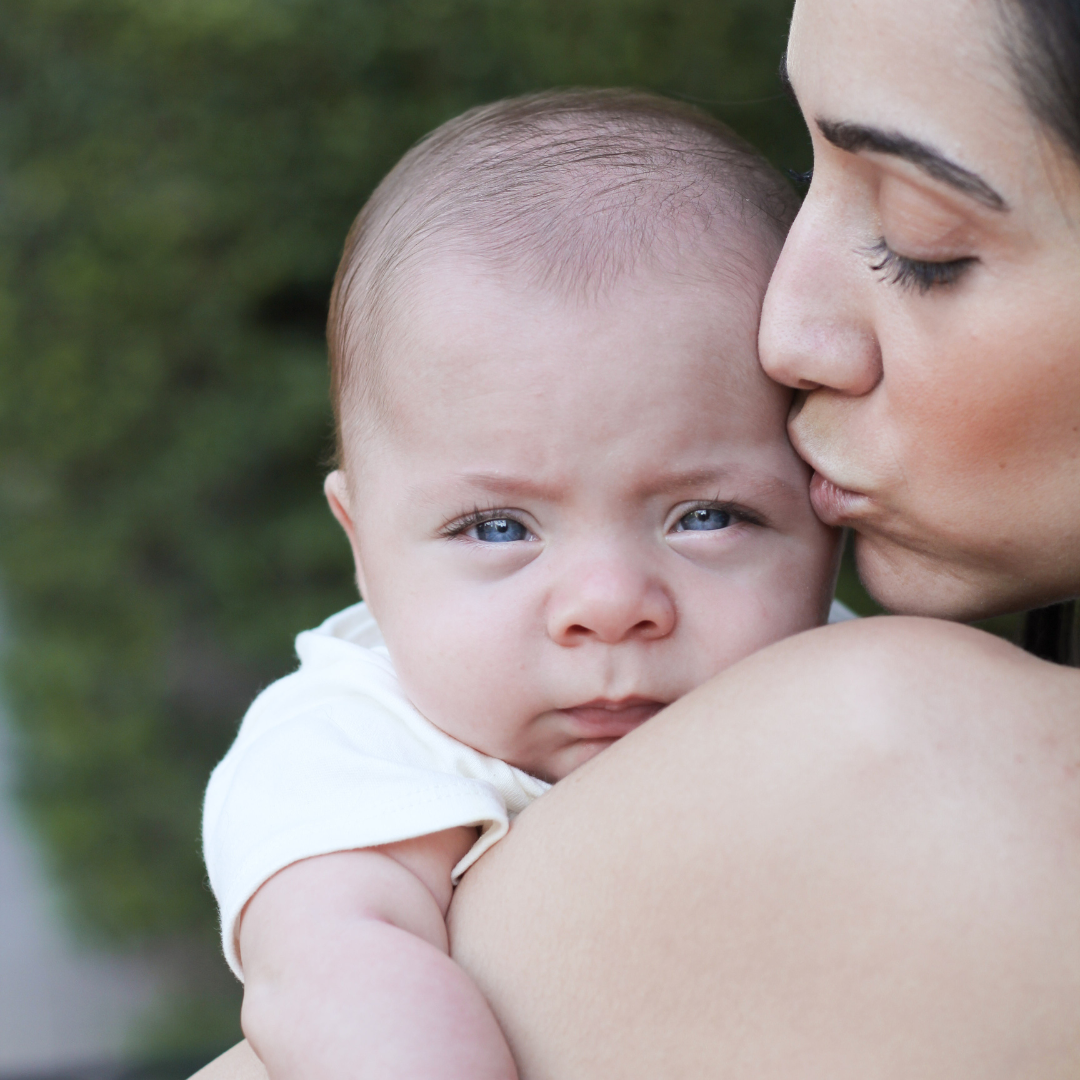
[760, 0, 1080, 621]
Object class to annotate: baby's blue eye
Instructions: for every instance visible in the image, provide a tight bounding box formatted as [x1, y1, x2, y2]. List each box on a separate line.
[473, 518, 529, 543]
[676, 507, 731, 532]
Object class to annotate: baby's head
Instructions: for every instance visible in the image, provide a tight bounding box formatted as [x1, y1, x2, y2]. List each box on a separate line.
[324, 90, 840, 783]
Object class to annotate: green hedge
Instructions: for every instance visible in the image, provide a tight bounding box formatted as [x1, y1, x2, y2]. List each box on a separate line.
[0, 0, 807, 992]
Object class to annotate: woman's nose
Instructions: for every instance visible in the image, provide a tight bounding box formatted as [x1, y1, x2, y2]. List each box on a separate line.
[546, 557, 676, 647]
[759, 195, 882, 397]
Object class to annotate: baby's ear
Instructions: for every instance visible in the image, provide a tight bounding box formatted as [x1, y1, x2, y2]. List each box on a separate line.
[324, 470, 368, 597]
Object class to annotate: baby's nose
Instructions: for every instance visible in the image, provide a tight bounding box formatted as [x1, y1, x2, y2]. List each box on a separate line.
[546, 558, 676, 646]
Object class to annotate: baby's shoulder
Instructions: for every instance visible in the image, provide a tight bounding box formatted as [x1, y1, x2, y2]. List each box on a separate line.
[237, 602, 398, 731]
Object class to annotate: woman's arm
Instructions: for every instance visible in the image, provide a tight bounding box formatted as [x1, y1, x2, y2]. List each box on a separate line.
[450, 617, 1080, 1079]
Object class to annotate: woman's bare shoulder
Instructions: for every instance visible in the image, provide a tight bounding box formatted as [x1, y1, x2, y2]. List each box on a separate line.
[455, 618, 1080, 1080]
[788, 612, 1036, 664]
[669, 615, 1080, 781]
[748, 614, 1073, 712]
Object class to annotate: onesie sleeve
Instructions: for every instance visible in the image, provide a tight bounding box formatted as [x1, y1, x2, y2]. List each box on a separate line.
[203, 699, 512, 980]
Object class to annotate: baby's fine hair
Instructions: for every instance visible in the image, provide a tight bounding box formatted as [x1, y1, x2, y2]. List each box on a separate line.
[327, 88, 801, 463]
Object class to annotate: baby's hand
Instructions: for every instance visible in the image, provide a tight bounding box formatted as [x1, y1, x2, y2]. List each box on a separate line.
[239, 829, 518, 1080]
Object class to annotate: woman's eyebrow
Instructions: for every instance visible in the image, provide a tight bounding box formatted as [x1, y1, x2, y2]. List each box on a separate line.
[817, 118, 1008, 211]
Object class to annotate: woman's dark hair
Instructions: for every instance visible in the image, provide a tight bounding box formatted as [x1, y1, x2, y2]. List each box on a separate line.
[1004, 0, 1080, 663]
[1002, 0, 1080, 162]
[1023, 601, 1079, 666]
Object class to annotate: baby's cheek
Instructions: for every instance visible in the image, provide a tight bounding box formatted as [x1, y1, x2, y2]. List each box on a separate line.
[391, 617, 529, 755]
[691, 559, 830, 679]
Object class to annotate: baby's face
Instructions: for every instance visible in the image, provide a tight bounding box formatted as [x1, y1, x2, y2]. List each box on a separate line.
[332, 252, 839, 783]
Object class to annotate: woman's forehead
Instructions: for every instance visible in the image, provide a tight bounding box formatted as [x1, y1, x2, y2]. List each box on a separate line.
[787, 0, 1016, 129]
[786, 0, 1080, 218]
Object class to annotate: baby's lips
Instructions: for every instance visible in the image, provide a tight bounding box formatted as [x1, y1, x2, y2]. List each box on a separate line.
[560, 697, 667, 737]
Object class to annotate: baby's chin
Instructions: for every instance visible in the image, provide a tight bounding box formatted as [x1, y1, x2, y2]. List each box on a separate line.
[525, 734, 633, 784]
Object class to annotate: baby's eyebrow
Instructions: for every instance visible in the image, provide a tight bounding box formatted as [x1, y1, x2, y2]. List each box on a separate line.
[423, 471, 564, 502]
[636, 466, 730, 495]
[633, 467, 797, 501]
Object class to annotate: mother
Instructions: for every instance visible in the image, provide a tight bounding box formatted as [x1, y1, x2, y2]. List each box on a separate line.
[448, 0, 1080, 1075]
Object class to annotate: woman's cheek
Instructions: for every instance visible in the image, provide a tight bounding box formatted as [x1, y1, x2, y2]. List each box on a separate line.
[885, 296, 1016, 462]
[885, 282, 1080, 543]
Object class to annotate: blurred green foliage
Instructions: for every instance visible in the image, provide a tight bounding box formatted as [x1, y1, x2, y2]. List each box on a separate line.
[0, 0, 809, 1038]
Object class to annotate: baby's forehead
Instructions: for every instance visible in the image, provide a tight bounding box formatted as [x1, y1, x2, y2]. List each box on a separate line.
[349, 243, 789, 468]
[383, 207, 777, 346]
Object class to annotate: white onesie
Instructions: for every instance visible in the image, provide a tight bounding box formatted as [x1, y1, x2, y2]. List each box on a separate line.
[202, 602, 550, 978]
[203, 598, 857, 978]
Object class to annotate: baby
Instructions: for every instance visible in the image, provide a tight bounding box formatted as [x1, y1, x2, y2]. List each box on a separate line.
[203, 90, 843, 1080]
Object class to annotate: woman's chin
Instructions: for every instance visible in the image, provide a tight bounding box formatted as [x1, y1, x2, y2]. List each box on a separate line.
[851, 533, 1038, 624]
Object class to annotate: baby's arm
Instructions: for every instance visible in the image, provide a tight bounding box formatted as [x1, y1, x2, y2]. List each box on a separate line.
[239, 828, 518, 1080]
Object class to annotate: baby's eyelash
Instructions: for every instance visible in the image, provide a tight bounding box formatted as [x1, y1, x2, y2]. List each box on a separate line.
[866, 238, 976, 293]
[441, 507, 519, 538]
[682, 499, 766, 529]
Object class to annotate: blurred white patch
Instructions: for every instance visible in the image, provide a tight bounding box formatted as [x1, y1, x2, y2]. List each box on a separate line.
[828, 599, 859, 623]
[0, 620, 168, 1073]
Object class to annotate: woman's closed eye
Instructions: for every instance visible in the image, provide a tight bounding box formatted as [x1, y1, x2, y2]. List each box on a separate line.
[867, 238, 977, 293]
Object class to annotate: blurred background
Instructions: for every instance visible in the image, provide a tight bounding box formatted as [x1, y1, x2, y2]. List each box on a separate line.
[0, 0, 1022, 1075]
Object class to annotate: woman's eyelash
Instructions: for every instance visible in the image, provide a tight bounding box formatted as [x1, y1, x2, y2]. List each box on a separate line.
[785, 167, 813, 190]
[867, 238, 976, 293]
